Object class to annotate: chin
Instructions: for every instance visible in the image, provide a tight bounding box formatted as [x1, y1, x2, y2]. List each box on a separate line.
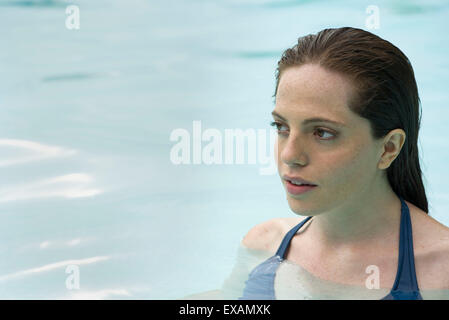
[286, 197, 313, 215]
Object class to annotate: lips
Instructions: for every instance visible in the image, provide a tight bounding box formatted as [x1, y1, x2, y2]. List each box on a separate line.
[282, 175, 317, 186]
[285, 180, 317, 195]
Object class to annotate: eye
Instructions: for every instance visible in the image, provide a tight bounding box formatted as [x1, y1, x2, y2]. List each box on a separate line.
[270, 121, 288, 134]
[314, 128, 336, 140]
[270, 121, 337, 140]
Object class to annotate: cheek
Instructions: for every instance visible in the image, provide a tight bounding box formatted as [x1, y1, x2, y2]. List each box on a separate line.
[320, 145, 374, 194]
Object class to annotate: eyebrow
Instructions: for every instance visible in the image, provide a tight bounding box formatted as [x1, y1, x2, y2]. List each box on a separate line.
[271, 111, 346, 127]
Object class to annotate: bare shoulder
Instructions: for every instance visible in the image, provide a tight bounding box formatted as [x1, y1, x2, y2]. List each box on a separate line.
[428, 226, 449, 290]
[241, 216, 309, 254]
[407, 200, 449, 289]
[440, 243, 449, 289]
[419, 239, 449, 292]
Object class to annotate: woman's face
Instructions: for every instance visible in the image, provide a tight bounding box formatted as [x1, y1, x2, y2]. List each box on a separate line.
[273, 63, 385, 216]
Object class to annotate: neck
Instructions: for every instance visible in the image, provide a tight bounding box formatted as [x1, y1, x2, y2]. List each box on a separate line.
[309, 175, 402, 252]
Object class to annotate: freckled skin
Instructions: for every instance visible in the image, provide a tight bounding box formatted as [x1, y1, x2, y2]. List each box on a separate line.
[272, 63, 407, 251]
[275, 64, 385, 218]
[265, 64, 449, 293]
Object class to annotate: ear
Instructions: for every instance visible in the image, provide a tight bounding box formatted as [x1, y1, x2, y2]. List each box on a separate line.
[378, 129, 406, 170]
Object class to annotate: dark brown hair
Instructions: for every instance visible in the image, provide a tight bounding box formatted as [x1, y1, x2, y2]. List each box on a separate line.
[274, 27, 428, 213]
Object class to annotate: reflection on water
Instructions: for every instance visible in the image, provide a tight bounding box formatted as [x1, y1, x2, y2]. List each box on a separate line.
[221, 245, 273, 299]
[1, 0, 448, 299]
[218, 245, 449, 300]
[0, 0, 65, 8]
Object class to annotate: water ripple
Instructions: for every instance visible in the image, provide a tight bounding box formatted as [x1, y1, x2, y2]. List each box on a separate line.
[0, 0, 66, 8]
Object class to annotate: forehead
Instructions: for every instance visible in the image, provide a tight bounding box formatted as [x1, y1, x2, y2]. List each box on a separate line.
[275, 64, 357, 122]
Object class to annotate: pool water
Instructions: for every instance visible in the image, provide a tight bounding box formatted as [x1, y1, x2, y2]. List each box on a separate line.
[217, 245, 449, 300]
[0, 0, 448, 299]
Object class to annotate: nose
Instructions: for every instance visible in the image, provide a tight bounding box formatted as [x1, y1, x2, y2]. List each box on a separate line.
[279, 135, 308, 167]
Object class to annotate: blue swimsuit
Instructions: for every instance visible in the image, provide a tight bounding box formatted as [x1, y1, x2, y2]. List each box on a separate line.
[239, 197, 423, 300]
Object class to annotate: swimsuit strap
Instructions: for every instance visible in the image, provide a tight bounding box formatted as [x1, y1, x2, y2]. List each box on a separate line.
[273, 197, 420, 293]
[275, 216, 313, 259]
[390, 196, 420, 292]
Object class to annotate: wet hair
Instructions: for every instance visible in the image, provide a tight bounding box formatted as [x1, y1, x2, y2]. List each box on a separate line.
[274, 27, 428, 213]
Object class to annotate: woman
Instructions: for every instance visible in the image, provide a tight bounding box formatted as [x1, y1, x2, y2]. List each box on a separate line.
[237, 27, 449, 300]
